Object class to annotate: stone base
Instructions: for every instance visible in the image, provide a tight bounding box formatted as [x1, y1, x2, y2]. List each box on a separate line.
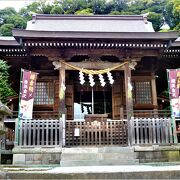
[135, 145, 180, 163]
[12, 147, 62, 165]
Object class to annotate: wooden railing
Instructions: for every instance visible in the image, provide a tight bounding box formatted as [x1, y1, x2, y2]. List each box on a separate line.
[6, 111, 59, 120]
[7, 110, 171, 121]
[14, 117, 175, 147]
[65, 120, 128, 147]
[131, 118, 174, 145]
[122, 109, 171, 119]
[18, 119, 63, 147]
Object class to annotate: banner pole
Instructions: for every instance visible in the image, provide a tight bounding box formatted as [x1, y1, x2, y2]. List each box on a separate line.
[167, 69, 178, 143]
[15, 68, 23, 146]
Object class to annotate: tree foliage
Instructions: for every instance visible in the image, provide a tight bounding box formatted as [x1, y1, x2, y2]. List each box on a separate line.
[0, 60, 16, 104]
[0, 0, 179, 35]
[0, 24, 14, 36]
[147, 12, 163, 31]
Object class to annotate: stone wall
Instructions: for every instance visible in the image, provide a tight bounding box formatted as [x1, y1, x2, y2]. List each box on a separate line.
[12, 145, 180, 165]
[12, 147, 62, 165]
[135, 145, 180, 163]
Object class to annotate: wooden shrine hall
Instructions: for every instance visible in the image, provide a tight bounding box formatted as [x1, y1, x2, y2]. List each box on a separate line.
[0, 14, 180, 165]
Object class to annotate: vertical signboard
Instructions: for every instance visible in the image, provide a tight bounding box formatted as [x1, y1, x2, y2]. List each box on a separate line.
[19, 69, 37, 119]
[168, 69, 180, 118]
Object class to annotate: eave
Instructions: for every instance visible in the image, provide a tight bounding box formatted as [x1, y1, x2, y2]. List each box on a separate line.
[0, 37, 20, 46]
[12, 29, 179, 42]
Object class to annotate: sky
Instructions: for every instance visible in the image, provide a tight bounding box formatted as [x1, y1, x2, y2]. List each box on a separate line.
[0, 0, 44, 11]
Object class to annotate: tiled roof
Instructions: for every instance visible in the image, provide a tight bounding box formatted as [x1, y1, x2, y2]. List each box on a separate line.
[26, 14, 155, 32]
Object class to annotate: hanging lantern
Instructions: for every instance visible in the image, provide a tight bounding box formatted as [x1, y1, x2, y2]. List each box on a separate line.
[88, 74, 95, 87]
[79, 71, 85, 85]
[107, 71, 114, 84]
[98, 74, 106, 87]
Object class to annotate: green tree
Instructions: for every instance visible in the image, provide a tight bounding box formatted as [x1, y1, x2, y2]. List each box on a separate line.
[109, 11, 121, 15]
[61, 0, 89, 14]
[164, 0, 176, 29]
[0, 7, 17, 25]
[164, 0, 180, 30]
[0, 24, 14, 36]
[0, 0, 179, 35]
[19, 0, 53, 18]
[6, 15, 26, 29]
[173, 0, 180, 31]
[110, 0, 128, 12]
[147, 12, 163, 31]
[50, 5, 64, 14]
[89, 0, 107, 14]
[75, 8, 93, 15]
[0, 60, 15, 104]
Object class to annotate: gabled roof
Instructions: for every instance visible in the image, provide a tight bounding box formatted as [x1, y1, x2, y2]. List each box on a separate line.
[26, 14, 154, 32]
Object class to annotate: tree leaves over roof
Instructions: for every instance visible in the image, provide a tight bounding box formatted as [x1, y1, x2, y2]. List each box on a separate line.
[0, 60, 16, 104]
[0, 0, 179, 36]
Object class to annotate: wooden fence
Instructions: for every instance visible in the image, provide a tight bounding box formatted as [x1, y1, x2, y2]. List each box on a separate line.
[15, 117, 175, 147]
[18, 119, 63, 147]
[65, 120, 128, 147]
[131, 118, 174, 145]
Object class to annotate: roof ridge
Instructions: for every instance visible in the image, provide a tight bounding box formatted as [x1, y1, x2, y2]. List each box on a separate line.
[32, 14, 144, 21]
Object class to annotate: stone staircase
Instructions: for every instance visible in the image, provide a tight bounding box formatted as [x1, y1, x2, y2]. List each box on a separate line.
[60, 146, 139, 166]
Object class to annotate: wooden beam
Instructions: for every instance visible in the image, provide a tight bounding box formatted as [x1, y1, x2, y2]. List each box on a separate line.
[124, 62, 134, 146]
[59, 61, 66, 117]
[64, 61, 125, 70]
[151, 73, 158, 109]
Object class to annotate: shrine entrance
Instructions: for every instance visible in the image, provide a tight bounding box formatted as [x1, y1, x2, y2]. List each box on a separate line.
[65, 70, 125, 121]
[74, 79, 112, 121]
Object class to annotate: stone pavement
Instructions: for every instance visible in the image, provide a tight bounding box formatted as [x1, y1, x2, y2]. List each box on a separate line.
[1, 164, 180, 179]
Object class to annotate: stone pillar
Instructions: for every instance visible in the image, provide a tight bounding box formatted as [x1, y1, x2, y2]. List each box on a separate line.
[124, 62, 134, 146]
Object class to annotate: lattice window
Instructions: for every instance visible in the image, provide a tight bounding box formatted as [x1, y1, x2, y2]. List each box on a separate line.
[34, 81, 54, 105]
[133, 81, 152, 104]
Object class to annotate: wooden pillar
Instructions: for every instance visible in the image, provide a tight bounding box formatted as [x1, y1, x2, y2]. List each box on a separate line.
[59, 61, 66, 118]
[151, 73, 158, 109]
[151, 73, 158, 117]
[124, 62, 134, 146]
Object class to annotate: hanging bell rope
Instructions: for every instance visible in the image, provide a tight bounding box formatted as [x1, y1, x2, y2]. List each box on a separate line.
[62, 61, 128, 75]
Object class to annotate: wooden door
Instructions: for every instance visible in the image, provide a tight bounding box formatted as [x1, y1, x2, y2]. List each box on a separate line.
[112, 77, 123, 119]
[54, 80, 59, 112]
[54, 81, 74, 119]
[65, 84, 74, 120]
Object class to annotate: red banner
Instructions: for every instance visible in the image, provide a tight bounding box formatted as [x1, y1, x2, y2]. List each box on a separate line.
[168, 69, 180, 118]
[19, 69, 37, 119]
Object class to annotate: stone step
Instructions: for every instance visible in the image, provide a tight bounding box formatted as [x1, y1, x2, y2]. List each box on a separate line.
[61, 153, 102, 161]
[62, 147, 134, 154]
[60, 147, 139, 166]
[60, 160, 100, 167]
[99, 159, 139, 165]
[61, 152, 137, 161]
[60, 159, 139, 167]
